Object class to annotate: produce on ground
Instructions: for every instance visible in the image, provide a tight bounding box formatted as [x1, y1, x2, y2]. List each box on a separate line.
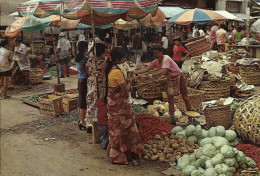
[143, 133, 199, 163]
[132, 104, 148, 115]
[135, 113, 173, 144]
[236, 144, 260, 169]
[230, 100, 243, 117]
[171, 125, 239, 147]
[147, 100, 172, 118]
[25, 93, 49, 103]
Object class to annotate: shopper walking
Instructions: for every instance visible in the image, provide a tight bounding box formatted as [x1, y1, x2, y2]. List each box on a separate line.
[216, 24, 229, 52]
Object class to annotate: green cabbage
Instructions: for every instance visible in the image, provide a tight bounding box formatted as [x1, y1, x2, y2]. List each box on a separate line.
[211, 153, 224, 165]
[201, 129, 209, 138]
[220, 145, 235, 158]
[187, 135, 198, 143]
[224, 158, 237, 167]
[205, 160, 214, 169]
[176, 131, 187, 139]
[200, 155, 210, 168]
[212, 136, 230, 149]
[177, 155, 191, 170]
[236, 151, 246, 165]
[191, 168, 205, 176]
[204, 168, 218, 176]
[199, 138, 213, 146]
[195, 125, 202, 138]
[189, 154, 196, 163]
[229, 139, 239, 146]
[194, 148, 203, 159]
[215, 163, 229, 174]
[225, 130, 237, 142]
[216, 126, 226, 136]
[246, 157, 257, 168]
[208, 127, 217, 137]
[171, 126, 183, 134]
[185, 124, 196, 136]
[182, 165, 196, 176]
[202, 144, 217, 157]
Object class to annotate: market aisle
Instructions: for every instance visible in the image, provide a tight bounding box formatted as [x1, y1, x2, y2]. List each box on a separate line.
[0, 76, 167, 176]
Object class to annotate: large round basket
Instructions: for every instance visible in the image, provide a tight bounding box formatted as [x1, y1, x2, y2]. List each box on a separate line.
[29, 68, 43, 85]
[198, 78, 230, 101]
[234, 94, 260, 145]
[204, 104, 232, 129]
[135, 70, 167, 100]
[239, 65, 260, 85]
[174, 88, 205, 113]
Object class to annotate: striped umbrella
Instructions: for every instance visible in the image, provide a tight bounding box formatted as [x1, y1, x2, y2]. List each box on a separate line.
[168, 8, 226, 25]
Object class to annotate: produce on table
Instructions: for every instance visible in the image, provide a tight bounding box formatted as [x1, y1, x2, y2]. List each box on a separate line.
[147, 100, 173, 118]
[135, 114, 173, 144]
[171, 125, 239, 147]
[143, 132, 199, 163]
[132, 104, 148, 115]
[236, 144, 260, 168]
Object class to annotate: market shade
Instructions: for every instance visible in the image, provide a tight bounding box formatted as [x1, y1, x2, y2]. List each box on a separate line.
[50, 15, 80, 29]
[158, 6, 186, 19]
[18, 0, 159, 20]
[168, 8, 226, 25]
[114, 18, 138, 29]
[139, 8, 167, 27]
[214, 11, 238, 20]
[251, 19, 260, 33]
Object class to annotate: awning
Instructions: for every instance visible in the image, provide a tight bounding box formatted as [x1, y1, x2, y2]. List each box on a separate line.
[232, 13, 257, 20]
[158, 6, 186, 19]
[227, 0, 243, 2]
[215, 11, 238, 20]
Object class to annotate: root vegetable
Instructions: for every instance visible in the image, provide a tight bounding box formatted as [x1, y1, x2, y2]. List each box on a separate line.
[152, 148, 158, 154]
[151, 155, 159, 161]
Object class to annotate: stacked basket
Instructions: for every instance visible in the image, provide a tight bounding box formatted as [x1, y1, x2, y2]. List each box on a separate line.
[29, 68, 43, 85]
[239, 64, 260, 85]
[185, 37, 211, 57]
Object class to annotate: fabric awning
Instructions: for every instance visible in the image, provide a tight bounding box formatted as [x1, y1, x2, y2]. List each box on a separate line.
[214, 11, 238, 20]
[158, 6, 186, 19]
[232, 13, 257, 20]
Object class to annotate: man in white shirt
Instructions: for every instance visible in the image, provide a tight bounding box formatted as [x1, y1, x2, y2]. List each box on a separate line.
[57, 32, 71, 78]
[161, 32, 168, 54]
[10, 38, 31, 89]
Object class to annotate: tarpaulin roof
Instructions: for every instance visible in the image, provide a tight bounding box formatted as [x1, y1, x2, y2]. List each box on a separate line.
[232, 13, 257, 20]
[214, 11, 238, 20]
[158, 6, 186, 19]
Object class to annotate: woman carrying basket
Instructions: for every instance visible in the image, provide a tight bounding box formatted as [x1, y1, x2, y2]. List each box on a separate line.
[134, 46, 192, 125]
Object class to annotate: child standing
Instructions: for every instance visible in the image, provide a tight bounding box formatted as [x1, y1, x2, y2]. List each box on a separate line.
[0, 39, 12, 99]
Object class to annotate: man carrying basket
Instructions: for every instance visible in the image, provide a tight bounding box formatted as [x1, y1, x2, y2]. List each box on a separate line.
[134, 46, 192, 125]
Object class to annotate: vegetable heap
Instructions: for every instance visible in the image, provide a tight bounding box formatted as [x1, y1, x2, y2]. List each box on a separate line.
[172, 125, 257, 176]
[230, 100, 243, 117]
[135, 113, 173, 144]
[171, 125, 239, 147]
[143, 133, 199, 163]
[25, 94, 49, 103]
[236, 144, 260, 169]
[132, 104, 148, 115]
[147, 100, 170, 118]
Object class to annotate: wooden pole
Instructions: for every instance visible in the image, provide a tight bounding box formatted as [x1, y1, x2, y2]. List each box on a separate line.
[51, 26, 60, 84]
[91, 8, 99, 98]
[113, 23, 117, 47]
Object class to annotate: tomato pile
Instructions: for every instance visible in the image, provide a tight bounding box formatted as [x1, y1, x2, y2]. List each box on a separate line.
[135, 113, 174, 144]
[236, 144, 260, 168]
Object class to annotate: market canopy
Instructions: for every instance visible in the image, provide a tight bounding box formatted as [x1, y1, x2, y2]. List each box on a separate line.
[214, 11, 238, 20]
[158, 6, 186, 19]
[114, 18, 138, 30]
[168, 8, 226, 25]
[139, 8, 167, 27]
[17, 0, 159, 20]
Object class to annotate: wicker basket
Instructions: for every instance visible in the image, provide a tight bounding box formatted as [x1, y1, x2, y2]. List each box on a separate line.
[174, 89, 205, 113]
[135, 70, 167, 100]
[239, 65, 260, 85]
[29, 68, 43, 85]
[185, 37, 210, 57]
[204, 104, 233, 129]
[234, 94, 260, 145]
[198, 78, 230, 101]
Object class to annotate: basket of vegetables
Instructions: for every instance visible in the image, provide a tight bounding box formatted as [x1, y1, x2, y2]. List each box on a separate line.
[234, 94, 260, 145]
[135, 70, 167, 100]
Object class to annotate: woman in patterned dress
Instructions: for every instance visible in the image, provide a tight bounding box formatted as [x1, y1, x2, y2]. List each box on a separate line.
[104, 47, 143, 165]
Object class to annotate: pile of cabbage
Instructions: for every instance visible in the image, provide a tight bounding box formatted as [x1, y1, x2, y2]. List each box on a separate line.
[171, 125, 257, 176]
[171, 125, 239, 146]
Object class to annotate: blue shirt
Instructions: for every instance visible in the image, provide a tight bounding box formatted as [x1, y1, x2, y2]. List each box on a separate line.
[76, 56, 88, 79]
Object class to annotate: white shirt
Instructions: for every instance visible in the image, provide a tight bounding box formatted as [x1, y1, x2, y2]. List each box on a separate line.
[57, 37, 71, 59]
[199, 30, 205, 36]
[0, 47, 12, 72]
[13, 43, 30, 71]
[162, 36, 168, 49]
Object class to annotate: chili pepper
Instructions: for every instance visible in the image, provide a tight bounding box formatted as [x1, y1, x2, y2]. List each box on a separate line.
[236, 144, 260, 169]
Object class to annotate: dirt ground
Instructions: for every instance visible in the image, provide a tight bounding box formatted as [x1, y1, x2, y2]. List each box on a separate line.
[0, 75, 171, 176]
[1, 60, 260, 176]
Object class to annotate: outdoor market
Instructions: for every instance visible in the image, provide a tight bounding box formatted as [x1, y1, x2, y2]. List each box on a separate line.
[0, 0, 260, 176]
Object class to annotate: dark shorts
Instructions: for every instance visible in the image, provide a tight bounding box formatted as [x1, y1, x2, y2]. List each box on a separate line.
[78, 78, 88, 109]
[0, 70, 11, 76]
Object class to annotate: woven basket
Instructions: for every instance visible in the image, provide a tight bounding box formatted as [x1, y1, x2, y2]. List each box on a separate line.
[198, 78, 230, 101]
[135, 70, 167, 100]
[204, 104, 233, 129]
[29, 68, 43, 85]
[234, 94, 260, 145]
[239, 65, 260, 85]
[186, 37, 210, 57]
[174, 89, 205, 113]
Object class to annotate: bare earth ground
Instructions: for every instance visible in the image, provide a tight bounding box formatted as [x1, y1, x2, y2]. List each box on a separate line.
[1, 60, 259, 176]
[0, 75, 170, 176]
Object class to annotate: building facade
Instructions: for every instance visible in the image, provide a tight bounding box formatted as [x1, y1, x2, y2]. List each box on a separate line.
[215, 0, 247, 13]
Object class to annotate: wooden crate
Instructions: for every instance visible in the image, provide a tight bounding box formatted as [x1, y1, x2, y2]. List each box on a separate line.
[39, 95, 64, 116]
[29, 68, 43, 85]
[63, 97, 78, 113]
